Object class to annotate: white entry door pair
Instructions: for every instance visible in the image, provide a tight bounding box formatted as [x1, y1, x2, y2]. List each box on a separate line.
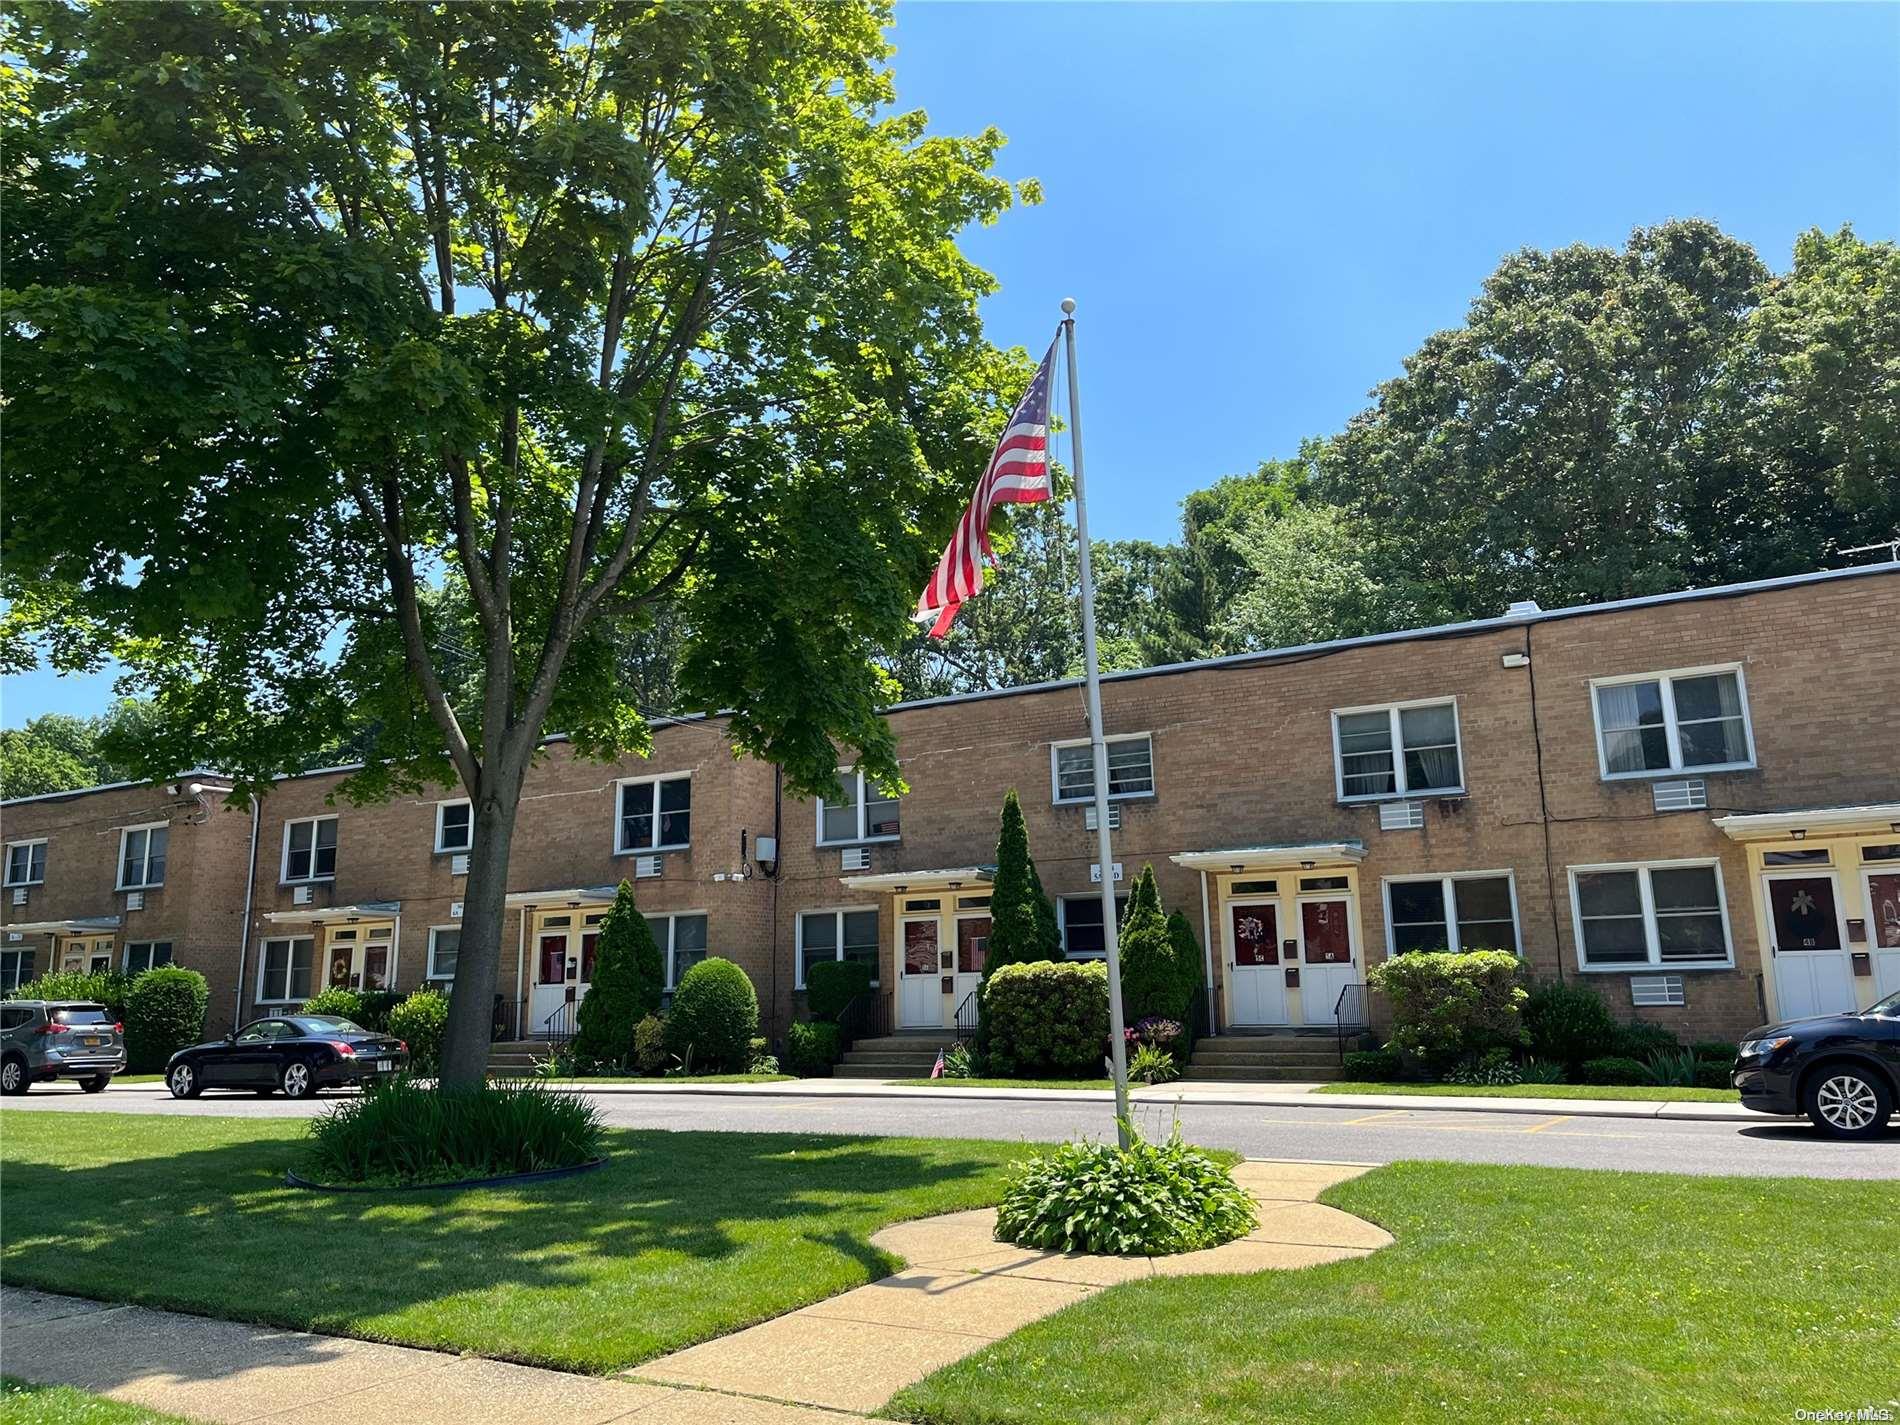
[1226, 896, 1358, 1028]
[898, 913, 989, 1029]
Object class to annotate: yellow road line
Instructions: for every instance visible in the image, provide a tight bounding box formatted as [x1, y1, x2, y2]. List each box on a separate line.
[1522, 1115, 1575, 1134]
[1249, 1115, 1646, 1141]
[1342, 1110, 1407, 1125]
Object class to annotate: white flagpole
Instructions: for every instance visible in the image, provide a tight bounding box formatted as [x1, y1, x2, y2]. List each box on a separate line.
[1059, 297, 1132, 1144]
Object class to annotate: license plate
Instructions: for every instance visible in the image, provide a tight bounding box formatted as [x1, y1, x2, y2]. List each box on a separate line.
[83, 1037, 102, 1047]
[375, 1059, 392, 1072]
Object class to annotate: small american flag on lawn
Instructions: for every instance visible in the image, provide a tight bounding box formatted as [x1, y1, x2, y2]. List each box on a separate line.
[914, 337, 1057, 637]
[930, 1049, 947, 1079]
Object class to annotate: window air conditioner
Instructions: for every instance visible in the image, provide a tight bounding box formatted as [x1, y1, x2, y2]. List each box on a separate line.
[450, 853, 470, 876]
[1379, 800, 1425, 831]
[292, 884, 313, 905]
[635, 855, 663, 879]
[1651, 780, 1707, 813]
[841, 846, 871, 872]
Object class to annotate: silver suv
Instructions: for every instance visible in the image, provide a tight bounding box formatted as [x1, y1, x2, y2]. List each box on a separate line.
[0, 1001, 127, 1094]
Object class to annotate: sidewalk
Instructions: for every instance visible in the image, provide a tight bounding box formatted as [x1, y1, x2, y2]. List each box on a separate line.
[0, 1159, 1391, 1423]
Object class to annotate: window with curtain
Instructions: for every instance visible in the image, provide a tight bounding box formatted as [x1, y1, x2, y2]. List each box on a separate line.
[1572, 863, 1730, 969]
[1334, 701, 1463, 799]
[1593, 668, 1750, 776]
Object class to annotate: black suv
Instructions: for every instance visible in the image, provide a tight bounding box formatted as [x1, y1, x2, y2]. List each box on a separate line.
[1733, 988, 1900, 1138]
[0, 1001, 128, 1094]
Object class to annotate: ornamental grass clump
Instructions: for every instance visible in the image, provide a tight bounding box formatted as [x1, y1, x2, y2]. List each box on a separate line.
[994, 1123, 1256, 1256]
[301, 1079, 605, 1187]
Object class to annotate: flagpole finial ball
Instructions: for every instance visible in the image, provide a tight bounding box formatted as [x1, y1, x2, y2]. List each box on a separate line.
[1060, 297, 1076, 315]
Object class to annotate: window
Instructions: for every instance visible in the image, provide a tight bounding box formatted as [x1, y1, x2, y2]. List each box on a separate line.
[435, 800, 472, 853]
[1051, 734, 1155, 804]
[282, 816, 337, 882]
[257, 936, 316, 1003]
[5, 840, 46, 887]
[116, 824, 169, 889]
[644, 911, 709, 988]
[618, 775, 691, 853]
[1570, 862, 1731, 970]
[0, 949, 35, 994]
[427, 926, 460, 981]
[798, 908, 880, 987]
[1333, 700, 1463, 801]
[817, 771, 901, 845]
[1385, 874, 1519, 956]
[124, 942, 174, 974]
[1060, 893, 1130, 957]
[1591, 666, 1753, 778]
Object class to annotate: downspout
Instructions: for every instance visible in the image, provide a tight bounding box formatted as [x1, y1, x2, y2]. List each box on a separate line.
[231, 794, 260, 1032]
[768, 765, 783, 1043]
[1524, 621, 1565, 983]
[1198, 867, 1216, 1035]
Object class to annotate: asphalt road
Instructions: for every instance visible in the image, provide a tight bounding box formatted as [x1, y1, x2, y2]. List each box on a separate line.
[7, 1082, 1898, 1179]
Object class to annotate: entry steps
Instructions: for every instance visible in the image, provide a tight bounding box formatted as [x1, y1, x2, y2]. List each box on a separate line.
[486, 1039, 555, 1076]
[836, 1032, 958, 1079]
[1180, 1031, 1344, 1083]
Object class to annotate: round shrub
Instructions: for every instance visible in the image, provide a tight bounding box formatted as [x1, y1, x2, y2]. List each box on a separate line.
[1578, 1055, 1649, 1086]
[387, 989, 449, 1074]
[124, 966, 209, 1073]
[1368, 950, 1526, 1072]
[984, 960, 1109, 1078]
[664, 958, 758, 1072]
[786, 1020, 842, 1077]
[804, 958, 873, 1022]
[1522, 979, 1617, 1066]
[301, 1079, 604, 1187]
[994, 1125, 1256, 1255]
[301, 987, 366, 1024]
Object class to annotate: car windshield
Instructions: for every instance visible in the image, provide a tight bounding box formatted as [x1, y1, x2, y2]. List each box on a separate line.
[288, 1015, 364, 1034]
[1863, 989, 1900, 1019]
[52, 1007, 113, 1026]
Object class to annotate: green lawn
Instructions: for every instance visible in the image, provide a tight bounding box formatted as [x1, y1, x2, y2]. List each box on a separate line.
[533, 1073, 796, 1085]
[1, 1378, 193, 1425]
[888, 1078, 1115, 1090]
[1318, 1081, 1740, 1103]
[0, 1112, 1024, 1374]
[888, 1161, 1899, 1424]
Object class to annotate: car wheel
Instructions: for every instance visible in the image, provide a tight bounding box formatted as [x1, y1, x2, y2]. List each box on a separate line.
[167, 1063, 202, 1099]
[1803, 1063, 1893, 1139]
[0, 1055, 28, 1096]
[81, 1075, 110, 1094]
[280, 1061, 316, 1099]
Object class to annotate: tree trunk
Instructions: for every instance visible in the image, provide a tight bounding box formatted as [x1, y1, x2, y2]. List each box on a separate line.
[438, 779, 523, 1087]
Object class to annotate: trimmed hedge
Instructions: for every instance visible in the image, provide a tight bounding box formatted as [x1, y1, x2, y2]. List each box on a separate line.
[664, 958, 758, 1072]
[124, 966, 209, 1073]
[786, 1020, 842, 1077]
[1578, 1055, 1649, 1086]
[1522, 979, 1618, 1067]
[8, 968, 134, 1023]
[805, 959, 872, 1022]
[387, 989, 449, 1074]
[1341, 1047, 1403, 1081]
[1368, 950, 1526, 1071]
[985, 960, 1109, 1078]
[300, 987, 400, 1032]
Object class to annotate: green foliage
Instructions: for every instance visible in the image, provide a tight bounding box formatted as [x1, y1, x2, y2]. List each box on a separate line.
[993, 1124, 1256, 1256]
[1518, 1057, 1568, 1085]
[574, 883, 663, 1066]
[665, 959, 759, 1073]
[1612, 1021, 1682, 1060]
[1341, 1048, 1403, 1081]
[301, 1080, 605, 1187]
[299, 987, 400, 1033]
[632, 1015, 668, 1075]
[1578, 1056, 1650, 1087]
[804, 959, 873, 1022]
[941, 1042, 978, 1078]
[1164, 911, 1205, 1043]
[123, 967, 209, 1074]
[1368, 951, 1527, 1070]
[1640, 1048, 1700, 1089]
[786, 1021, 842, 1077]
[1695, 1060, 1734, 1091]
[0, 701, 160, 799]
[1117, 865, 1191, 1024]
[1693, 1040, 1739, 1062]
[1522, 980, 1619, 1067]
[747, 1038, 779, 1075]
[8, 968, 134, 1023]
[1129, 1044, 1178, 1085]
[984, 791, 1059, 971]
[984, 960, 1110, 1078]
[387, 990, 450, 1075]
[1219, 501, 1415, 652]
[1445, 1048, 1521, 1087]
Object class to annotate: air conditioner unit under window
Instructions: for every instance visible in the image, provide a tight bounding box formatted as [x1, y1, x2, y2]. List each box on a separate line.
[840, 846, 871, 872]
[292, 883, 313, 905]
[1083, 804, 1121, 831]
[1379, 800, 1425, 831]
[450, 853, 470, 876]
[635, 855, 663, 879]
[9, 887, 26, 907]
[1652, 779, 1707, 813]
[1630, 974, 1686, 1007]
[124, 890, 144, 912]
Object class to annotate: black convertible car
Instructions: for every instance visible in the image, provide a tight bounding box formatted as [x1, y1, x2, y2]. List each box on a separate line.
[166, 1014, 408, 1099]
[1733, 987, 1900, 1138]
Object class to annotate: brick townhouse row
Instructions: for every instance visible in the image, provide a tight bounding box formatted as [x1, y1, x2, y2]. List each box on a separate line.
[4, 562, 1898, 1049]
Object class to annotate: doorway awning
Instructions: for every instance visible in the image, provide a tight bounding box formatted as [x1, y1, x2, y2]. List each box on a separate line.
[3, 915, 122, 938]
[839, 866, 994, 893]
[261, 900, 400, 925]
[503, 885, 620, 908]
[1712, 804, 1900, 842]
[1169, 842, 1366, 874]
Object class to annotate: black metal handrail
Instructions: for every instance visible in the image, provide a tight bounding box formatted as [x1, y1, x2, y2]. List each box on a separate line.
[953, 989, 980, 1044]
[540, 999, 577, 1044]
[836, 989, 890, 1049]
[1332, 981, 1370, 1062]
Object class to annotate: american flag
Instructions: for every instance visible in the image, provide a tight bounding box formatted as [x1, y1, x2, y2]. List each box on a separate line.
[914, 336, 1057, 637]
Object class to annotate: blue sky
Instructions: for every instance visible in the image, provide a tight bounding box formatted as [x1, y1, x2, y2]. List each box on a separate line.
[6, 2, 1896, 727]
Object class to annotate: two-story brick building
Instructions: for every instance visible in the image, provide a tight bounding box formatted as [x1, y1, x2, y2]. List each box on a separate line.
[5, 561, 1897, 1053]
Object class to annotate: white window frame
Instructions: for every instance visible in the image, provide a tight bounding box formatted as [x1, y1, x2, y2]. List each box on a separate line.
[123, 941, 174, 974]
[615, 773, 692, 854]
[1050, 732, 1155, 806]
[795, 905, 883, 988]
[426, 924, 460, 981]
[1567, 858, 1735, 972]
[644, 909, 710, 989]
[116, 822, 170, 890]
[434, 799, 473, 853]
[4, 839, 47, 887]
[255, 935, 316, 1005]
[815, 770, 902, 847]
[1589, 663, 1756, 781]
[1381, 871, 1522, 958]
[1331, 697, 1465, 803]
[280, 815, 338, 884]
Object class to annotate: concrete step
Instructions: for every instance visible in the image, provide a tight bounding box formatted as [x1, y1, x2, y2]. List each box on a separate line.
[1191, 1037, 1337, 1055]
[840, 1050, 954, 1067]
[1187, 1051, 1340, 1068]
[846, 1035, 957, 1054]
[833, 1063, 929, 1079]
[1179, 1065, 1342, 1083]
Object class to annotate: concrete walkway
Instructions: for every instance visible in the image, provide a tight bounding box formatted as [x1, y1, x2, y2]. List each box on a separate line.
[0, 1159, 1391, 1422]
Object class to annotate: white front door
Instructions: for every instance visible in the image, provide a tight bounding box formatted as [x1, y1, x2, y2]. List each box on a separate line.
[1764, 872, 1855, 1021]
[324, 927, 393, 994]
[952, 915, 989, 1025]
[1226, 900, 1287, 1026]
[529, 926, 597, 1036]
[1298, 896, 1358, 1028]
[898, 917, 943, 1029]
[1864, 867, 1900, 1001]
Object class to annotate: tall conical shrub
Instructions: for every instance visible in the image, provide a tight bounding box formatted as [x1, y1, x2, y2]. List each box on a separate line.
[984, 790, 1057, 970]
[1166, 909, 1206, 1037]
[573, 881, 664, 1065]
[1116, 865, 1179, 1024]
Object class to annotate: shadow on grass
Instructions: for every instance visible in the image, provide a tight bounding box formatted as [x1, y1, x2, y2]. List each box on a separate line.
[0, 1120, 1023, 1377]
